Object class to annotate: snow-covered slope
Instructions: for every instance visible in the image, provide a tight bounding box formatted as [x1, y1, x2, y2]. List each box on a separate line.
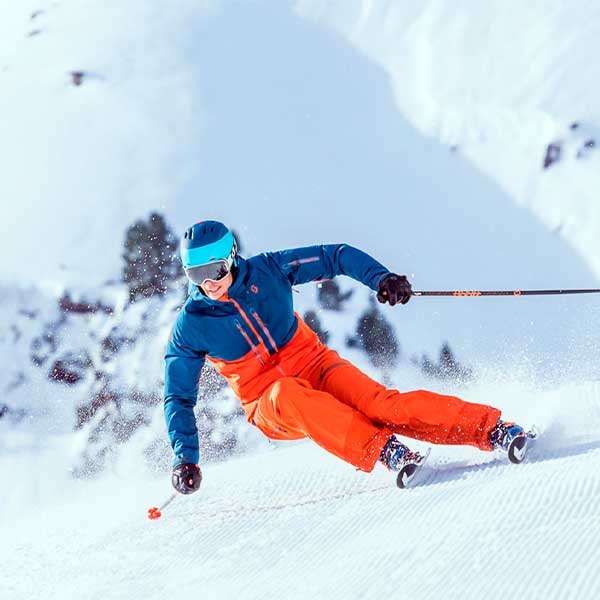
[297, 0, 600, 279]
[0, 0, 214, 285]
[3, 0, 598, 369]
[3, 381, 600, 600]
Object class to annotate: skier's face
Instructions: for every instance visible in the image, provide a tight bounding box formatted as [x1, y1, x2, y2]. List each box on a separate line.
[200, 272, 233, 300]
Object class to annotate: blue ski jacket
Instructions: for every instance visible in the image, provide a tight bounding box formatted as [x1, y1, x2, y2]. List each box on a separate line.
[163, 243, 391, 465]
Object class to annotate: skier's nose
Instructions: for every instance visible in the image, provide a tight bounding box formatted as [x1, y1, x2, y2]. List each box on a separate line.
[204, 281, 220, 292]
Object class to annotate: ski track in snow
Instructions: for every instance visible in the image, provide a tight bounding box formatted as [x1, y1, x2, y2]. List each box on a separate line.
[3, 403, 600, 600]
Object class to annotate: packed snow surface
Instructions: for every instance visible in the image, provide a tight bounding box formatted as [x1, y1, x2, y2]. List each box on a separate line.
[3, 382, 600, 599]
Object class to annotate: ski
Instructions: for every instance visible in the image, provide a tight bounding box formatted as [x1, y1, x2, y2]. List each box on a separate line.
[507, 427, 538, 464]
[396, 427, 540, 489]
[396, 448, 432, 489]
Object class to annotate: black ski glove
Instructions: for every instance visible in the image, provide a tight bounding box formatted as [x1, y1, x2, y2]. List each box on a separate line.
[377, 273, 412, 306]
[172, 463, 202, 494]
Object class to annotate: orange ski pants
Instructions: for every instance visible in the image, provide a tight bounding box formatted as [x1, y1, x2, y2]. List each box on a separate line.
[252, 348, 501, 472]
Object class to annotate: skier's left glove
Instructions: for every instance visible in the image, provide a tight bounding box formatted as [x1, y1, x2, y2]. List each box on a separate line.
[172, 463, 202, 494]
[377, 273, 412, 306]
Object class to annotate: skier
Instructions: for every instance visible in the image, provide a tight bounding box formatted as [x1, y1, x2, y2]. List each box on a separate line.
[165, 221, 531, 493]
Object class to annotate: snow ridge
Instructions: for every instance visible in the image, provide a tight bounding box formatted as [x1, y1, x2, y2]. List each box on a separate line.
[297, 0, 600, 280]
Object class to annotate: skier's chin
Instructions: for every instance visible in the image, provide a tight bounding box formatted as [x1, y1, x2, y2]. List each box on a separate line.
[201, 273, 233, 300]
[204, 286, 227, 300]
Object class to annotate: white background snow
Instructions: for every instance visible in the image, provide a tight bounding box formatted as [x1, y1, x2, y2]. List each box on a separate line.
[1, 1, 600, 599]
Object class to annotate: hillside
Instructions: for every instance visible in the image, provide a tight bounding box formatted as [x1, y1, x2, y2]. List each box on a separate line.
[298, 0, 600, 279]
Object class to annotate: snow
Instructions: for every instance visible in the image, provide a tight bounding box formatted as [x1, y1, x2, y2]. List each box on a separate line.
[2, 1, 600, 598]
[0, 0, 213, 285]
[2, 0, 599, 369]
[3, 382, 600, 599]
[296, 0, 600, 280]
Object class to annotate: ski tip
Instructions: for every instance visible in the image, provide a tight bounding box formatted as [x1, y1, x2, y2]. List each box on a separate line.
[506, 424, 540, 464]
[507, 436, 529, 464]
[396, 448, 431, 489]
[396, 464, 418, 489]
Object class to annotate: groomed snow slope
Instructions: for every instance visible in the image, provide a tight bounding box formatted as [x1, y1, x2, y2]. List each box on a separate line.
[2, 382, 600, 599]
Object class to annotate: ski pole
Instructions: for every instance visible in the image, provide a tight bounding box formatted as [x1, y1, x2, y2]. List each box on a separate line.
[412, 288, 600, 297]
[147, 491, 178, 520]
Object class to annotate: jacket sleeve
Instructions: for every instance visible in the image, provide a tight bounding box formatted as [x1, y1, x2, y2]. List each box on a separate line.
[266, 244, 391, 290]
[163, 312, 206, 466]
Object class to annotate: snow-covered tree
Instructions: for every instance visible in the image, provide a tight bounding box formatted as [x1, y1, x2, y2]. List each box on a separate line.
[348, 299, 399, 369]
[317, 280, 353, 311]
[122, 212, 181, 302]
[304, 309, 330, 344]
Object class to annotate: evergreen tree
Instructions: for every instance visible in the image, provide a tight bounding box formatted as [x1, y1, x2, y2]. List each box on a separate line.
[122, 212, 181, 302]
[352, 299, 399, 369]
[419, 342, 474, 384]
[420, 354, 437, 377]
[317, 280, 353, 311]
[303, 309, 330, 344]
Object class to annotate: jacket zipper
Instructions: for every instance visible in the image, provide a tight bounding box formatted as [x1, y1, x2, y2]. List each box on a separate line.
[229, 297, 286, 376]
[234, 321, 265, 366]
[250, 310, 278, 353]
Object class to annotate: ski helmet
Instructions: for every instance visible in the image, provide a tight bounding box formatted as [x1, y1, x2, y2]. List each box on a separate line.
[180, 221, 237, 285]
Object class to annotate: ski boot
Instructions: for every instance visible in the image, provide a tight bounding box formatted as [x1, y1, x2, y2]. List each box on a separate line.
[380, 436, 430, 489]
[489, 420, 537, 464]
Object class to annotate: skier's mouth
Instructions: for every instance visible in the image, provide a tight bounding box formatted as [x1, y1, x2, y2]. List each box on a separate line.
[203, 282, 227, 299]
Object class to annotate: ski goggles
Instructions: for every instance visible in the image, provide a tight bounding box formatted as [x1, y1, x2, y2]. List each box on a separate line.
[184, 255, 234, 285]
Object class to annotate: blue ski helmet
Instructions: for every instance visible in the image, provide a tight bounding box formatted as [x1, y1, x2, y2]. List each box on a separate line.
[180, 221, 237, 279]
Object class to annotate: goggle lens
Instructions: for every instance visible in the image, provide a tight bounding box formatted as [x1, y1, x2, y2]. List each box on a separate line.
[185, 259, 231, 285]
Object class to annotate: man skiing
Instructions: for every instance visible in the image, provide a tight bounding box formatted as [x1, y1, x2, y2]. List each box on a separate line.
[164, 221, 531, 493]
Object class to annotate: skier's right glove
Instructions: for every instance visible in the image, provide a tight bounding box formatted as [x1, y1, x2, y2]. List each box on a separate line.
[172, 463, 202, 494]
[377, 273, 412, 306]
